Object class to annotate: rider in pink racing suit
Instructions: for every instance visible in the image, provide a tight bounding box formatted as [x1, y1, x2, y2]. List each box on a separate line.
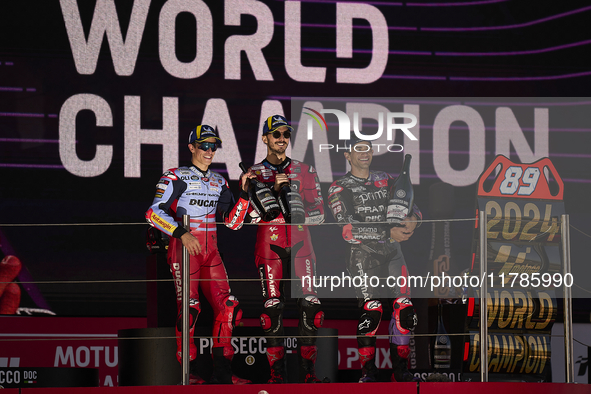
[245, 115, 325, 383]
[145, 125, 251, 385]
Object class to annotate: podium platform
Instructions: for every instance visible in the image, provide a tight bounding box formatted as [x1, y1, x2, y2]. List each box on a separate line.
[118, 326, 338, 385]
[13, 382, 591, 394]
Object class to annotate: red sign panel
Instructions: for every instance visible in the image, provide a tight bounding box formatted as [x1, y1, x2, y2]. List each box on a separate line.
[0, 317, 146, 387]
[477, 155, 563, 200]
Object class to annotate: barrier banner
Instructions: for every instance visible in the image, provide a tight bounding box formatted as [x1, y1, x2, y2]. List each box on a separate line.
[0, 316, 146, 387]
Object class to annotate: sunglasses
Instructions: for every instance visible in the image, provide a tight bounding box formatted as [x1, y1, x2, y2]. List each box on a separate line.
[268, 130, 291, 139]
[197, 142, 218, 152]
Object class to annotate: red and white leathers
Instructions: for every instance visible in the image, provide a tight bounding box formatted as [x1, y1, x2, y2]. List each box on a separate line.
[246, 157, 325, 382]
[145, 164, 249, 363]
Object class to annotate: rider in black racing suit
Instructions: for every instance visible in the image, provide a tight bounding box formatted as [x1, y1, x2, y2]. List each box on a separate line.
[328, 139, 422, 383]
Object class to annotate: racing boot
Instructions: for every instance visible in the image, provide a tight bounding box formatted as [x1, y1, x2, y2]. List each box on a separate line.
[188, 360, 205, 385]
[299, 345, 323, 383]
[0, 256, 22, 315]
[188, 374, 206, 385]
[390, 344, 421, 382]
[358, 346, 378, 383]
[266, 346, 286, 383]
[210, 347, 251, 384]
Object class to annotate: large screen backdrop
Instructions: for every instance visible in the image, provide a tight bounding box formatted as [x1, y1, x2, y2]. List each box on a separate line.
[1, 0, 590, 317]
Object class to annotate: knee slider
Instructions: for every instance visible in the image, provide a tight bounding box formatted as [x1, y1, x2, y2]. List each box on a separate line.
[393, 297, 417, 333]
[176, 299, 200, 332]
[357, 300, 383, 336]
[397, 345, 411, 359]
[221, 295, 242, 327]
[298, 295, 324, 332]
[260, 298, 284, 334]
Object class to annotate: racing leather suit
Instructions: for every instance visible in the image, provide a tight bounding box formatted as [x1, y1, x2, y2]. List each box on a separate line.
[328, 170, 421, 382]
[247, 157, 325, 382]
[145, 164, 249, 363]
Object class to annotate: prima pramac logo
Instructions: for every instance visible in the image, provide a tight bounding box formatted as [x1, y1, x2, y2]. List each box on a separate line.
[302, 107, 418, 152]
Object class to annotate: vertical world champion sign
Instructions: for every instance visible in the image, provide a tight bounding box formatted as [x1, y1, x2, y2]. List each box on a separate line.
[464, 155, 564, 381]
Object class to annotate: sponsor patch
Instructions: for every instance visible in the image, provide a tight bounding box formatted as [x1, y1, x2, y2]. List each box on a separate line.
[150, 212, 175, 231]
[156, 183, 168, 190]
[375, 179, 388, 188]
[162, 170, 177, 180]
[189, 199, 218, 207]
[306, 215, 324, 225]
[259, 266, 267, 298]
[264, 298, 281, 308]
[328, 185, 343, 195]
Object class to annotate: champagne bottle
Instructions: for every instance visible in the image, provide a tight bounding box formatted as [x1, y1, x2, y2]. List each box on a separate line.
[433, 303, 452, 369]
[239, 162, 280, 222]
[288, 188, 305, 224]
[387, 154, 414, 226]
[276, 166, 305, 224]
[276, 166, 293, 223]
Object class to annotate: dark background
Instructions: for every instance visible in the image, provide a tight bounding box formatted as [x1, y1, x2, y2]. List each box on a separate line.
[1, 0, 590, 320]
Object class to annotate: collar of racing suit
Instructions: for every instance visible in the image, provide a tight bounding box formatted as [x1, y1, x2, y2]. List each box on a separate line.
[262, 157, 291, 172]
[347, 171, 372, 184]
[188, 163, 211, 178]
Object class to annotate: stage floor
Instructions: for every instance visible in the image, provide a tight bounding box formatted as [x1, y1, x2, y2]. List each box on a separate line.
[12, 382, 591, 394]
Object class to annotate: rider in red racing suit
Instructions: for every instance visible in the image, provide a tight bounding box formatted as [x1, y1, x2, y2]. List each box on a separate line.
[145, 125, 251, 385]
[245, 115, 325, 383]
[328, 139, 422, 383]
